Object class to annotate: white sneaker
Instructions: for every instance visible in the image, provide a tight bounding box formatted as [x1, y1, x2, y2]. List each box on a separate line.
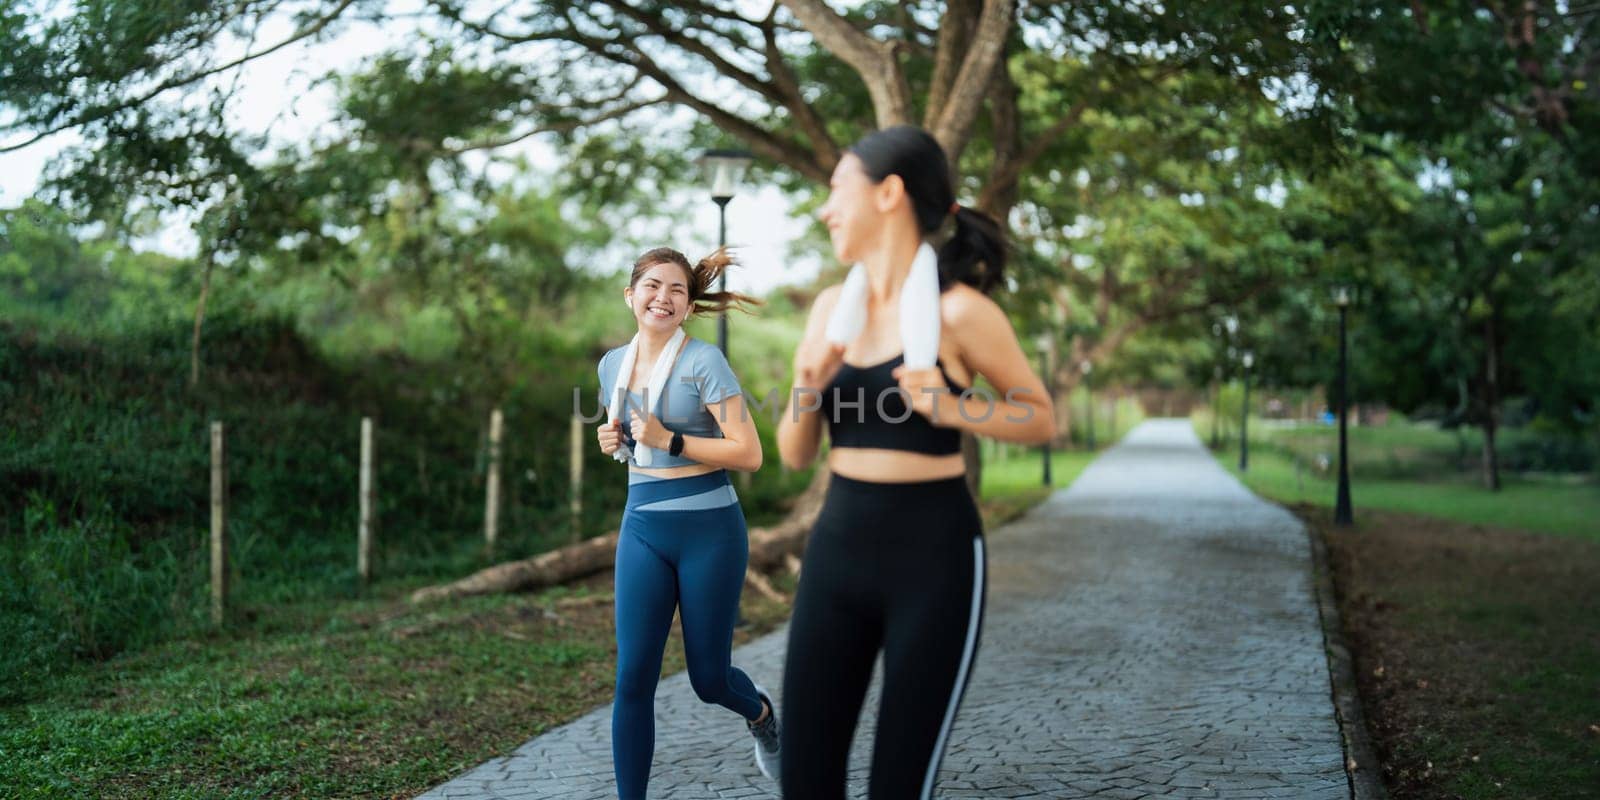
[747, 685, 781, 780]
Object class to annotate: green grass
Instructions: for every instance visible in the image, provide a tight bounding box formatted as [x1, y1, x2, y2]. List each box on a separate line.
[1193, 408, 1597, 478]
[0, 442, 1092, 799]
[1316, 503, 1600, 799]
[978, 448, 1096, 531]
[1201, 420, 1600, 541]
[981, 448, 1096, 500]
[0, 576, 792, 799]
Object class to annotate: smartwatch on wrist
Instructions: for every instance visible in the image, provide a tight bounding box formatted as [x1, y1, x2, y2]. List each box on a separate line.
[668, 431, 685, 457]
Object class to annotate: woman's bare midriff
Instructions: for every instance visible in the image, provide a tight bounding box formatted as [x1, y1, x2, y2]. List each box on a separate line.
[828, 448, 965, 483]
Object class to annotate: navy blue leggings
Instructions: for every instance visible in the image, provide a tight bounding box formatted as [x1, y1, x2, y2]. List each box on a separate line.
[613, 470, 764, 799]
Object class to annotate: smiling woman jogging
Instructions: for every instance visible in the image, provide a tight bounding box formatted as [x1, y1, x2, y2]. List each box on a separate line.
[776, 125, 1057, 798]
[596, 246, 779, 798]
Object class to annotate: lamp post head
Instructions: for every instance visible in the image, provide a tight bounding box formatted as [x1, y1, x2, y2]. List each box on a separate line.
[697, 149, 754, 202]
[1080, 360, 1093, 375]
[1242, 351, 1255, 369]
[1334, 286, 1351, 308]
[1034, 334, 1052, 354]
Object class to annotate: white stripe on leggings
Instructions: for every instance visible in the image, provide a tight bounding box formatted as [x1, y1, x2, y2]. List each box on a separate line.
[920, 535, 985, 800]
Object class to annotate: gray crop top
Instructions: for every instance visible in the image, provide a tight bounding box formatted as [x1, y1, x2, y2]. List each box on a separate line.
[597, 337, 745, 468]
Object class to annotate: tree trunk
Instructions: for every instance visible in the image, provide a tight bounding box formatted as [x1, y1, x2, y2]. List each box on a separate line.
[189, 252, 214, 389]
[929, 0, 1018, 163]
[777, 0, 913, 128]
[924, 0, 980, 129]
[747, 465, 831, 570]
[1481, 310, 1502, 491]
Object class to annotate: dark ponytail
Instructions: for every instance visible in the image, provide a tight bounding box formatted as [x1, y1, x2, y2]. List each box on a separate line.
[939, 206, 1006, 295]
[847, 124, 1007, 295]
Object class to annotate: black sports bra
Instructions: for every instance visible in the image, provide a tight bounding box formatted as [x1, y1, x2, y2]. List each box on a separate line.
[820, 353, 967, 456]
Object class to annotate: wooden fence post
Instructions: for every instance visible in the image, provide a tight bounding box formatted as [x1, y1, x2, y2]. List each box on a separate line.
[359, 417, 374, 584]
[485, 407, 504, 558]
[210, 421, 227, 626]
[569, 414, 583, 543]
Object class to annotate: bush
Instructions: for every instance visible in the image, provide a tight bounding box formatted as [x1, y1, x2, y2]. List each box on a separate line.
[1, 495, 203, 701]
[1497, 429, 1597, 473]
[1, 307, 821, 676]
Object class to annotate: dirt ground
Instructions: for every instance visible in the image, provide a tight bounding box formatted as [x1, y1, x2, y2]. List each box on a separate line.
[1312, 505, 1600, 799]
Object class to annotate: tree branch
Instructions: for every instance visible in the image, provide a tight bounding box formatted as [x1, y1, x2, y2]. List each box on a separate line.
[778, 0, 913, 126]
[581, 25, 830, 182]
[442, 97, 664, 155]
[609, 1, 783, 107]
[762, 7, 840, 169]
[1, 0, 358, 154]
[979, 95, 1091, 209]
[982, 61, 1185, 209]
[930, 0, 1016, 161]
[925, 0, 979, 128]
[434, 1, 830, 181]
[978, 50, 1021, 217]
[427, 0, 574, 45]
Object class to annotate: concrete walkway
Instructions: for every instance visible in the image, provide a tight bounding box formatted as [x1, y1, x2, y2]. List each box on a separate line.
[416, 419, 1349, 799]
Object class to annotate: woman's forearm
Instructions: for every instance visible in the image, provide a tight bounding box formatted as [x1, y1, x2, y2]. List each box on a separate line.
[930, 389, 1056, 444]
[777, 389, 825, 470]
[673, 433, 762, 472]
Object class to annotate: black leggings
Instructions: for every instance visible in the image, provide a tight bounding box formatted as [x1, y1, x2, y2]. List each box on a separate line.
[780, 473, 987, 799]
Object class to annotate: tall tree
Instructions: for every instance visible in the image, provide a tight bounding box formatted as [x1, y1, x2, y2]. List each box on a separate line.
[1337, 0, 1600, 487]
[3, 1, 1362, 486]
[3, 1, 1355, 250]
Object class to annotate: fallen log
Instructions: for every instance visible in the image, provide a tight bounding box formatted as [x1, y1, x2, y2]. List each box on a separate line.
[409, 531, 620, 604]
[744, 568, 786, 604]
[409, 466, 830, 604]
[746, 466, 829, 571]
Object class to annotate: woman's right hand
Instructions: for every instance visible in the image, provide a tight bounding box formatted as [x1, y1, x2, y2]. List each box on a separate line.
[597, 418, 623, 455]
[794, 337, 847, 394]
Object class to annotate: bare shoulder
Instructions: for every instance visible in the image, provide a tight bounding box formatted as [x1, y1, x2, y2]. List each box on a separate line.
[814, 283, 844, 311]
[940, 282, 1004, 327]
[804, 283, 845, 327]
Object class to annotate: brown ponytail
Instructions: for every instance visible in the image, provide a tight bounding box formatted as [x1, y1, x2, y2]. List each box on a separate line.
[630, 246, 764, 317]
[689, 246, 763, 316]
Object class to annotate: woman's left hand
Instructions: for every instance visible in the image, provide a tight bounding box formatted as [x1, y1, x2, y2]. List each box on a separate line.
[892, 365, 953, 425]
[629, 408, 672, 450]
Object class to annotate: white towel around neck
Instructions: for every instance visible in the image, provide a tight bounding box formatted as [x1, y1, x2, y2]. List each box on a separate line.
[824, 241, 941, 369]
[607, 327, 687, 466]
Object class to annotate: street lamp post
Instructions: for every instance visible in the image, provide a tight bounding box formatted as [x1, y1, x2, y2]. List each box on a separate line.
[1334, 287, 1355, 526]
[1081, 360, 1095, 450]
[1222, 314, 1239, 449]
[1239, 351, 1254, 472]
[1036, 334, 1054, 486]
[1210, 364, 1222, 449]
[695, 149, 753, 357]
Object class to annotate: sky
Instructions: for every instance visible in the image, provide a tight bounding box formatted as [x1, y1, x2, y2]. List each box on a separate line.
[0, 4, 822, 297]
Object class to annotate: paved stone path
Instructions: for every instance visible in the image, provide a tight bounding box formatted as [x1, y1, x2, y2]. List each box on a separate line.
[416, 419, 1349, 799]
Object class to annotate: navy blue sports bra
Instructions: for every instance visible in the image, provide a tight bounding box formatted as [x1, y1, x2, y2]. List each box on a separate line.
[820, 353, 967, 456]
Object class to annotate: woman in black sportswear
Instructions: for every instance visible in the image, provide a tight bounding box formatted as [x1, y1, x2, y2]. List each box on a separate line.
[775, 125, 1057, 798]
